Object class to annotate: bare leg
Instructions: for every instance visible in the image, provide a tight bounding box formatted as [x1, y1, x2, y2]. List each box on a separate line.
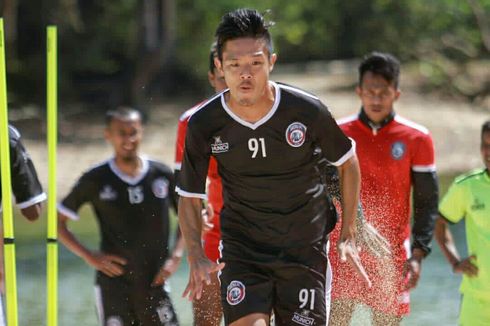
[230, 313, 270, 326]
[193, 272, 223, 326]
[329, 299, 356, 326]
[372, 309, 402, 326]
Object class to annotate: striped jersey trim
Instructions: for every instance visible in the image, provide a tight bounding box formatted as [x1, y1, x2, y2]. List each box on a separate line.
[17, 192, 47, 209]
[394, 115, 429, 135]
[57, 203, 80, 221]
[412, 164, 437, 172]
[175, 186, 207, 200]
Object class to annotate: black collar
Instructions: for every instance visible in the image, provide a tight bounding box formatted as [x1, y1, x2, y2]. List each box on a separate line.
[359, 108, 395, 131]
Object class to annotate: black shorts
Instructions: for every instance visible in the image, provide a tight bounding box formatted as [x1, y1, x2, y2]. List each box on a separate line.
[95, 274, 179, 326]
[219, 238, 332, 325]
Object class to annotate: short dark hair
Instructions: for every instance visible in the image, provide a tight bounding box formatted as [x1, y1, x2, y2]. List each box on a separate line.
[215, 8, 273, 61]
[105, 107, 142, 126]
[359, 52, 401, 88]
[209, 41, 218, 73]
[482, 120, 490, 139]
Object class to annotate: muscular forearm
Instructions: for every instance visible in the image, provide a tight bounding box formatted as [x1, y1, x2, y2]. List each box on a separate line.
[338, 155, 361, 238]
[178, 197, 205, 259]
[434, 217, 461, 268]
[58, 215, 93, 262]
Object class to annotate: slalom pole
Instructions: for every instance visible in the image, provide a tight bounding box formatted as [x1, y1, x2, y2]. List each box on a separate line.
[0, 18, 19, 326]
[46, 25, 58, 326]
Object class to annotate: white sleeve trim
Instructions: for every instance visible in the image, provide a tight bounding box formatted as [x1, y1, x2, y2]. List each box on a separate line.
[57, 203, 80, 221]
[329, 138, 356, 167]
[412, 164, 437, 172]
[174, 162, 182, 171]
[17, 192, 47, 209]
[175, 186, 208, 200]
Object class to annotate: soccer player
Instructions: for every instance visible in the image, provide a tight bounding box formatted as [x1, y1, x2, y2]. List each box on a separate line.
[57, 108, 183, 326]
[177, 8, 369, 326]
[435, 120, 490, 326]
[329, 52, 439, 326]
[0, 124, 46, 325]
[174, 42, 227, 325]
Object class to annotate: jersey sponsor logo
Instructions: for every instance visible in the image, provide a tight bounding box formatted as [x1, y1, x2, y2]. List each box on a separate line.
[391, 141, 406, 160]
[471, 198, 485, 211]
[211, 136, 229, 154]
[152, 178, 169, 199]
[292, 310, 315, 326]
[106, 316, 123, 326]
[286, 122, 307, 147]
[226, 280, 246, 305]
[99, 185, 117, 201]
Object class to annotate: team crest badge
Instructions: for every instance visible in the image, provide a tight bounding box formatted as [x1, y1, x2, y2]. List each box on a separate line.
[285, 122, 307, 147]
[391, 141, 406, 160]
[226, 280, 246, 305]
[106, 316, 123, 326]
[152, 178, 169, 199]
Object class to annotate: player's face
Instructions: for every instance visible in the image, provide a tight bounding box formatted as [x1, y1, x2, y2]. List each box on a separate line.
[481, 131, 490, 170]
[208, 67, 227, 93]
[215, 37, 276, 107]
[105, 118, 143, 161]
[356, 71, 400, 124]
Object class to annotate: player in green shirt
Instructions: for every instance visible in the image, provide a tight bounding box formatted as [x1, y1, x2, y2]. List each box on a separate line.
[435, 120, 490, 326]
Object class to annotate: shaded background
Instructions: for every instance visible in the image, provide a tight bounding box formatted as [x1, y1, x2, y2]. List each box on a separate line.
[1, 0, 490, 325]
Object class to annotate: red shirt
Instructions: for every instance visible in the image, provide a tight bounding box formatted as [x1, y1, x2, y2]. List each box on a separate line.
[329, 113, 436, 316]
[175, 104, 223, 262]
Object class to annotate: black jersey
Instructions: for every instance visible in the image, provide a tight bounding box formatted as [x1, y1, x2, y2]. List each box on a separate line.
[59, 158, 176, 279]
[0, 125, 46, 210]
[177, 82, 353, 249]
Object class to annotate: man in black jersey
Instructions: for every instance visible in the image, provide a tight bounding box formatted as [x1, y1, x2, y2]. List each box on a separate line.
[177, 8, 369, 326]
[0, 124, 46, 325]
[58, 108, 183, 326]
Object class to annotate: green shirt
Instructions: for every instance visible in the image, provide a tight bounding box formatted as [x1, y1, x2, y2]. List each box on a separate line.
[439, 168, 490, 299]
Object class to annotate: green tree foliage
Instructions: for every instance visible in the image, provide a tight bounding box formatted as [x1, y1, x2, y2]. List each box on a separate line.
[1, 0, 489, 108]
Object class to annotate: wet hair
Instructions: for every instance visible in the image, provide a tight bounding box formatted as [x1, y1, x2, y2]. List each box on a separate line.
[359, 52, 401, 89]
[215, 8, 274, 61]
[209, 41, 218, 73]
[482, 120, 490, 139]
[105, 107, 142, 126]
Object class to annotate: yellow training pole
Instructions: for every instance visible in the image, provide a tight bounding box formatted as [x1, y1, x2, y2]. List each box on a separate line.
[46, 25, 58, 326]
[0, 18, 19, 326]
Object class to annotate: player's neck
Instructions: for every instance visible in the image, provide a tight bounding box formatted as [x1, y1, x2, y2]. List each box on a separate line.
[114, 156, 142, 177]
[226, 82, 275, 123]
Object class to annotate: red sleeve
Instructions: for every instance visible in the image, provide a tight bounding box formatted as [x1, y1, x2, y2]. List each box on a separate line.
[174, 116, 189, 171]
[411, 132, 436, 172]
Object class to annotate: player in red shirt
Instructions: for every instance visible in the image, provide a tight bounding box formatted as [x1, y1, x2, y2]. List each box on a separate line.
[329, 52, 439, 325]
[174, 42, 227, 326]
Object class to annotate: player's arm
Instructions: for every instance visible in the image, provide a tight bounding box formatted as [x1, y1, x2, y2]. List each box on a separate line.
[57, 211, 127, 277]
[179, 196, 224, 300]
[434, 215, 478, 277]
[9, 127, 46, 221]
[57, 174, 127, 277]
[337, 155, 371, 287]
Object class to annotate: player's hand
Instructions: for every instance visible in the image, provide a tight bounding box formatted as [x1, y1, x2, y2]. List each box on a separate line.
[85, 251, 127, 277]
[453, 255, 478, 277]
[338, 237, 372, 288]
[403, 257, 421, 290]
[182, 254, 225, 301]
[151, 256, 182, 287]
[201, 204, 214, 233]
[357, 221, 391, 258]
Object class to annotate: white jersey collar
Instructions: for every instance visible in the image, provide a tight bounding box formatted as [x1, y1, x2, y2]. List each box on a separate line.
[109, 156, 149, 185]
[220, 81, 281, 130]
